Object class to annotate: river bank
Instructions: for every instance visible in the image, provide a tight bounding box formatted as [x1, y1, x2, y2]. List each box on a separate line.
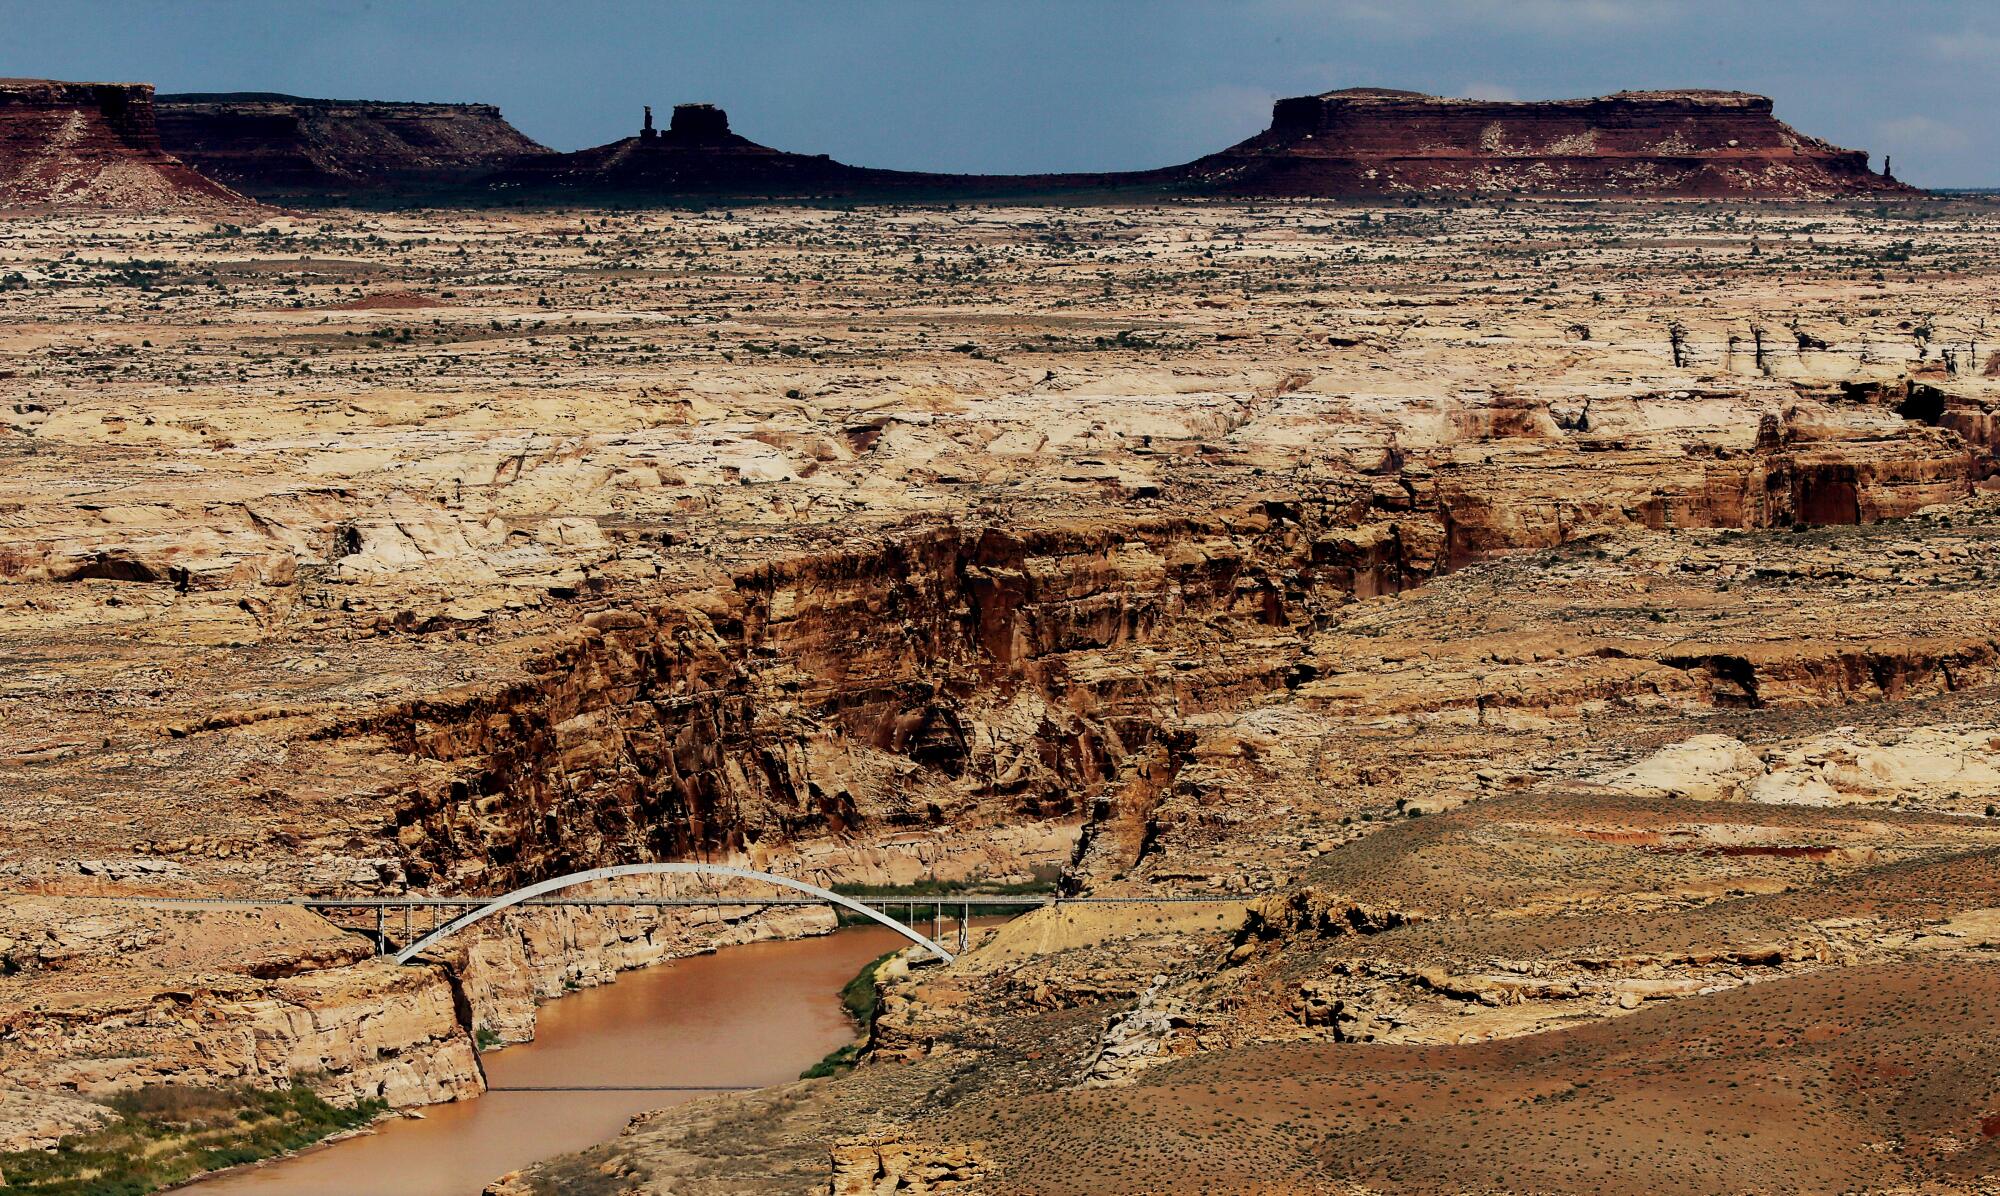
[183, 924, 911, 1196]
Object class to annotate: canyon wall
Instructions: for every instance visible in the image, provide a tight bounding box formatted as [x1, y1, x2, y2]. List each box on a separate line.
[0, 899, 481, 1145]
[331, 402, 1970, 903]
[343, 520, 1303, 893]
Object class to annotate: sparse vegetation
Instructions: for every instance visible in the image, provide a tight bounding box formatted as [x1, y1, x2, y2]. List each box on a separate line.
[0, 1083, 385, 1196]
[13, 192, 2000, 1196]
[798, 949, 898, 1080]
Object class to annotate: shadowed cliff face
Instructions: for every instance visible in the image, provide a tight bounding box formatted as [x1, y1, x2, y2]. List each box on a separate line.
[482, 88, 1913, 203]
[156, 93, 548, 198]
[0, 80, 1920, 208]
[346, 516, 1349, 892]
[0, 79, 250, 211]
[341, 402, 1973, 897]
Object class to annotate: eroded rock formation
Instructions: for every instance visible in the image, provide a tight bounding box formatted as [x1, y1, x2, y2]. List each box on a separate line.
[1, 79, 1916, 207]
[0, 899, 481, 1149]
[485, 102, 922, 198]
[0, 79, 249, 211]
[483, 88, 1913, 202]
[4, 198, 2000, 1192]
[1178, 88, 1914, 198]
[156, 93, 548, 199]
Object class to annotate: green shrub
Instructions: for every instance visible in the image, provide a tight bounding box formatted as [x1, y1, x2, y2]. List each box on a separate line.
[0, 1082, 386, 1196]
[797, 950, 899, 1080]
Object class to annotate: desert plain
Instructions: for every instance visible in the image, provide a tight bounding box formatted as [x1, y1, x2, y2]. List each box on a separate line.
[2, 196, 2000, 1194]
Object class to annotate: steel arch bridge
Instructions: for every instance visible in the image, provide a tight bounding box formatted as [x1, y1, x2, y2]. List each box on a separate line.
[390, 862, 956, 965]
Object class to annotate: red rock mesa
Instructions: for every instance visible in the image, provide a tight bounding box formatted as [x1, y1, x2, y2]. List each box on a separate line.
[155, 92, 547, 200]
[0, 78, 249, 212]
[1178, 88, 1914, 198]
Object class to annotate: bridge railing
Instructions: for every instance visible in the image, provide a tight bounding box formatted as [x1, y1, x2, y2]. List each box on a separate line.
[32, 888, 1250, 965]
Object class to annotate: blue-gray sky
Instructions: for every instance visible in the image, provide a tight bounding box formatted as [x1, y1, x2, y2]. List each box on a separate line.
[6, 0, 1997, 187]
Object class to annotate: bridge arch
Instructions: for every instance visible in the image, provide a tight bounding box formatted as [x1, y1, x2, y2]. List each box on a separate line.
[391, 862, 955, 965]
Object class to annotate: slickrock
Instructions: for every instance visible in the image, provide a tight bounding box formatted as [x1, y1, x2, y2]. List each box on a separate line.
[5, 196, 2000, 1194]
[1604, 725, 2000, 811]
[1075, 974, 1192, 1087]
[829, 1133, 987, 1195]
[0, 1086, 111, 1154]
[0, 79, 250, 212]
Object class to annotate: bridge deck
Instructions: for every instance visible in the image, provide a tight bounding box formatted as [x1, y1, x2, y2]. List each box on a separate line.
[18, 887, 1255, 965]
[27, 893, 1251, 909]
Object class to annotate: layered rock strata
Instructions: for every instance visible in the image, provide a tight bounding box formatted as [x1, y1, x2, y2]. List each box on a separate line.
[0, 899, 481, 1150]
[485, 89, 1913, 201]
[510, 505, 2000, 1194]
[0, 78, 249, 211]
[1179, 88, 1914, 198]
[156, 93, 547, 198]
[0, 81, 1914, 207]
[1, 200, 1998, 1191]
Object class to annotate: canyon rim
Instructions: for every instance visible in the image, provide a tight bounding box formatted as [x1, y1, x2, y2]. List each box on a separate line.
[2, 15, 2000, 1196]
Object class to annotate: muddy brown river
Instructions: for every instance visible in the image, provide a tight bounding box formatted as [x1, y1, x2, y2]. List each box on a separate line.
[190, 923, 909, 1196]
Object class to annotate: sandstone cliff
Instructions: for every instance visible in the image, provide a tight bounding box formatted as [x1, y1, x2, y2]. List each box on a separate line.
[1177, 88, 1913, 198]
[4, 79, 1914, 207]
[485, 89, 1914, 203]
[156, 93, 547, 199]
[0, 898, 482, 1150]
[0, 79, 249, 212]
